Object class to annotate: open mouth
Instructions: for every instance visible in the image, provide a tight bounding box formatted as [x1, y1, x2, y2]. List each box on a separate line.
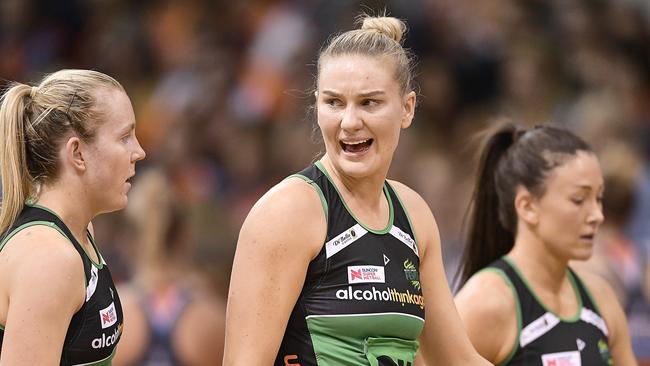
[580, 234, 595, 241]
[340, 139, 373, 154]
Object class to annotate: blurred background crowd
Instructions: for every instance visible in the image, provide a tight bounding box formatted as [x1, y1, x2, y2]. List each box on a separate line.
[1, 0, 649, 363]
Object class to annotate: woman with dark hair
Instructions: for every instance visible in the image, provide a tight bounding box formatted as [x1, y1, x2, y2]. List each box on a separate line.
[455, 123, 637, 365]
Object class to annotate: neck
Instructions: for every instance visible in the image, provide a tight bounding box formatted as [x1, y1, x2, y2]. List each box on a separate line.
[508, 228, 568, 293]
[34, 182, 93, 246]
[320, 155, 387, 208]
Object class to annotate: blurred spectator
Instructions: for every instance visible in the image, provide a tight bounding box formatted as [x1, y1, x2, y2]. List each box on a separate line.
[114, 169, 225, 366]
[3, 0, 649, 360]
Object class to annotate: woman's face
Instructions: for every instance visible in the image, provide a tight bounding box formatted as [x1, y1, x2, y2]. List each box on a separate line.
[531, 151, 605, 261]
[83, 88, 146, 214]
[316, 54, 415, 180]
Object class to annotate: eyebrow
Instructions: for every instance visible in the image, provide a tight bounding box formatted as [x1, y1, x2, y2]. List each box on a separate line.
[120, 122, 136, 134]
[321, 90, 386, 98]
[572, 184, 604, 191]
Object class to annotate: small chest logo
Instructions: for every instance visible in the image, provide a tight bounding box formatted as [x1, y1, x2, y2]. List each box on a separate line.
[86, 266, 99, 302]
[403, 260, 420, 290]
[541, 351, 581, 366]
[348, 265, 385, 284]
[598, 339, 613, 365]
[99, 302, 118, 329]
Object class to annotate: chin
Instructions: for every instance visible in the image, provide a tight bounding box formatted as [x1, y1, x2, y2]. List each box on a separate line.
[338, 158, 379, 178]
[571, 248, 594, 261]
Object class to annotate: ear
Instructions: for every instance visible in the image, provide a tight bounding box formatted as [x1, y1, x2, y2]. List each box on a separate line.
[514, 185, 539, 226]
[64, 136, 86, 172]
[401, 91, 416, 129]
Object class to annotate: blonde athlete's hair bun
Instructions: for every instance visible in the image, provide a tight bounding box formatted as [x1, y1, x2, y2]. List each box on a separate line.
[318, 13, 414, 95]
[360, 16, 406, 44]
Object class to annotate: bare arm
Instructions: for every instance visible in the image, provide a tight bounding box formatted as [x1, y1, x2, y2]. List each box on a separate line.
[223, 178, 326, 365]
[577, 269, 638, 366]
[455, 271, 518, 364]
[390, 181, 491, 365]
[0, 226, 85, 366]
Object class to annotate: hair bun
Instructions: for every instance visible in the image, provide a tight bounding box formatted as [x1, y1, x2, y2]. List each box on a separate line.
[360, 16, 405, 44]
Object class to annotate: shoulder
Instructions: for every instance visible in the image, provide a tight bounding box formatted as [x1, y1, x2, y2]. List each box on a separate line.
[572, 267, 638, 364]
[455, 269, 518, 363]
[251, 176, 326, 217]
[571, 267, 621, 321]
[238, 176, 327, 259]
[3, 225, 85, 309]
[387, 179, 430, 215]
[387, 180, 438, 251]
[455, 269, 516, 325]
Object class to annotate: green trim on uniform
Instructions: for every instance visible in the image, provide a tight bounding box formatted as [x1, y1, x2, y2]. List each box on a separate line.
[314, 160, 394, 234]
[570, 267, 604, 315]
[288, 173, 329, 224]
[0, 324, 4, 331]
[478, 267, 522, 366]
[85, 231, 104, 268]
[503, 256, 582, 322]
[385, 181, 418, 247]
[0, 221, 63, 252]
[26, 203, 104, 269]
[306, 313, 423, 365]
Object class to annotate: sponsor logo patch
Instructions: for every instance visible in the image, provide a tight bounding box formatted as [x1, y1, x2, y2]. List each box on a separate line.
[541, 351, 581, 366]
[598, 339, 613, 364]
[100, 302, 118, 329]
[325, 224, 368, 258]
[348, 265, 385, 284]
[335, 285, 425, 309]
[86, 266, 99, 302]
[92, 324, 122, 349]
[403, 259, 420, 290]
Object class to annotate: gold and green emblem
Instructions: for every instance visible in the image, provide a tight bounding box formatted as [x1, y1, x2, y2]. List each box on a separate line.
[403, 259, 420, 290]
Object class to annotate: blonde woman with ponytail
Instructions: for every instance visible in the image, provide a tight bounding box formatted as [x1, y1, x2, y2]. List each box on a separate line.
[224, 15, 491, 366]
[0, 70, 145, 365]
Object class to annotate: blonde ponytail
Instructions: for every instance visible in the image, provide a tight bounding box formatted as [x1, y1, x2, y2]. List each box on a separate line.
[0, 84, 35, 234]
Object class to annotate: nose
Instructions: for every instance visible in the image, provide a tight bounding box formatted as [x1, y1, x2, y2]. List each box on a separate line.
[340, 104, 362, 131]
[587, 200, 604, 226]
[132, 137, 146, 162]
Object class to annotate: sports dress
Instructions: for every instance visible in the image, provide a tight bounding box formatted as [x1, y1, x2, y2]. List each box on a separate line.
[275, 162, 425, 366]
[0, 205, 123, 366]
[487, 257, 613, 366]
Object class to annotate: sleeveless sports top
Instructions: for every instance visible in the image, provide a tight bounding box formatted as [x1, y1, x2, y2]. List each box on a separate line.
[132, 285, 192, 366]
[487, 257, 613, 366]
[275, 162, 426, 366]
[0, 205, 123, 365]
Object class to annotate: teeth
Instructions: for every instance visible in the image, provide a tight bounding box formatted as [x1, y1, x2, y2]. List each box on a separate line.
[343, 139, 369, 145]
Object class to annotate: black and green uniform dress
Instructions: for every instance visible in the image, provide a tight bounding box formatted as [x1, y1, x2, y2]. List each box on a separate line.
[486, 257, 613, 366]
[0, 205, 123, 365]
[275, 162, 425, 366]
